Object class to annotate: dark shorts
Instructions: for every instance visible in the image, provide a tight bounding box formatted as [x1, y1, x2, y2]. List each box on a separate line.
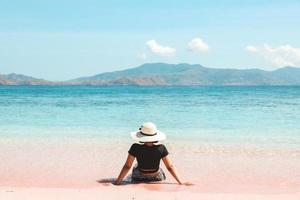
[131, 165, 166, 182]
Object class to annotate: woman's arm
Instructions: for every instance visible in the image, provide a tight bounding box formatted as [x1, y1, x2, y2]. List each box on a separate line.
[113, 154, 135, 185]
[162, 156, 192, 185]
[162, 156, 183, 184]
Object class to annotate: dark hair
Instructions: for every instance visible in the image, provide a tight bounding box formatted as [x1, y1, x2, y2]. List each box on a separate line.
[139, 141, 158, 143]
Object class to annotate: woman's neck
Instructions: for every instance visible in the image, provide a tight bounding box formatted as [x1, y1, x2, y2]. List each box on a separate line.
[144, 142, 154, 146]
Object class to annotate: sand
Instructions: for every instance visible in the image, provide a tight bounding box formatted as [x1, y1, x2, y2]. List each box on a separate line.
[1, 186, 300, 200]
[1, 138, 299, 199]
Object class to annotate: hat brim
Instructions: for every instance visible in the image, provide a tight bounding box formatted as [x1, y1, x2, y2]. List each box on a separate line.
[130, 130, 166, 142]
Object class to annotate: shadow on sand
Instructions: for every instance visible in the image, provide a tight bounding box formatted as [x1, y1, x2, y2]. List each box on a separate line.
[97, 178, 178, 186]
[97, 175, 197, 192]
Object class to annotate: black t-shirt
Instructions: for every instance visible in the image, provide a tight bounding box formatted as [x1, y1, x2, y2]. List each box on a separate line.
[128, 143, 169, 171]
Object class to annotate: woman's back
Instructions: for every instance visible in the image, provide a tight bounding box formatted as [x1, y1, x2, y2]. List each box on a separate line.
[128, 143, 169, 171]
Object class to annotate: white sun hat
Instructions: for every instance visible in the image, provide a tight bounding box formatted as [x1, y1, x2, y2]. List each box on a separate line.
[130, 122, 166, 142]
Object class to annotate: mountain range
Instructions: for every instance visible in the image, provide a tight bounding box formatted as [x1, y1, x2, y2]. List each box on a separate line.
[0, 73, 52, 85]
[1, 63, 300, 86]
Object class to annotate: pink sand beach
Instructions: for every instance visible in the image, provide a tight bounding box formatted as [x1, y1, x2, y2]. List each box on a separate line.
[1, 137, 299, 199]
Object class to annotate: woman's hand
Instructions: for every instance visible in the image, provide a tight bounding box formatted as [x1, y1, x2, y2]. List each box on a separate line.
[180, 181, 194, 186]
[112, 181, 121, 185]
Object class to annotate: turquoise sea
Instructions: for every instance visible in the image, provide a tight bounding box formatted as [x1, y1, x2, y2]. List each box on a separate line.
[0, 85, 299, 145]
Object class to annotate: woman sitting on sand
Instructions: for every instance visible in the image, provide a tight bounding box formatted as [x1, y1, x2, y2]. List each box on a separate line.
[114, 122, 190, 185]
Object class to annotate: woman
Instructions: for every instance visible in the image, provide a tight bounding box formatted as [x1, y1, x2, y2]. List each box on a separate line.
[114, 122, 190, 185]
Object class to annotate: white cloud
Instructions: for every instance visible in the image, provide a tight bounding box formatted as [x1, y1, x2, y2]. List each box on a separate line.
[245, 45, 258, 52]
[188, 38, 210, 52]
[136, 53, 147, 59]
[245, 44, 300, 67]
[146, 40, 176, 56]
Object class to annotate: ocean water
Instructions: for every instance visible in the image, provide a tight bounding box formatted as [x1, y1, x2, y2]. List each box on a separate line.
[0, 86, 300, 190]
[0, 86, 299, 142]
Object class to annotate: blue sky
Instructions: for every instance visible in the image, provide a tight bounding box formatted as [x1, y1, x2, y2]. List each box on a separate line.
[0, 0, 300, 80]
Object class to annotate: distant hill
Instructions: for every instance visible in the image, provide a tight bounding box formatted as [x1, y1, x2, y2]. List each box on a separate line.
[0, 73, 52, 85]
[1, 63, 300, 85]
[67, 63, 300, 86]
